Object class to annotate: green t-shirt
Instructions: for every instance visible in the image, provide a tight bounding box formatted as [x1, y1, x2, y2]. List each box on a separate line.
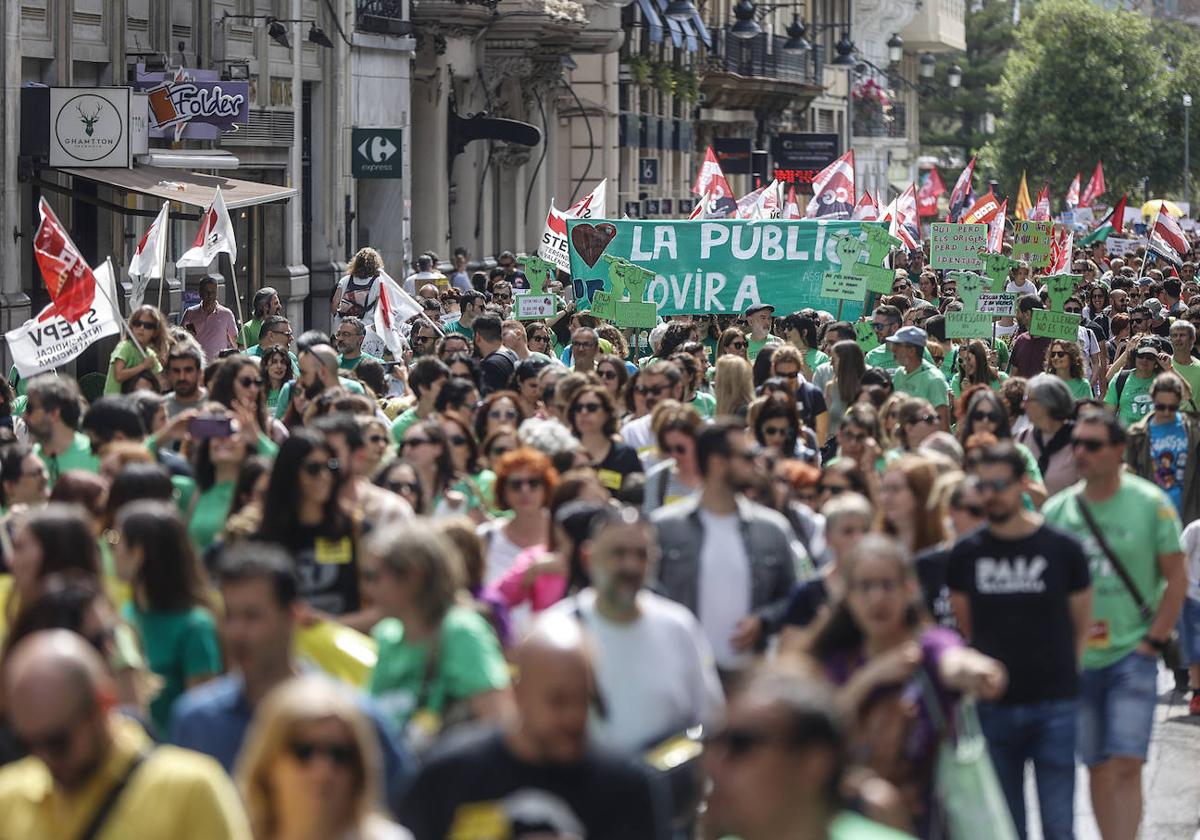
[1103, 370, 1155, 427]
[187, 481, 235, 554]
[689, 390, 717, 419]
[747, 334, 781, 362]
[1063, 376, 1094, 401]
[237, 317, 263, 349]
[891, 359, 950, 408]
[246, 345, 301, 376]
[273, 378, 367, 419]
[122, 603, 222, 737]
[104, 340, 162, 395]
[949, 372, 1006, 398]
[803, 347, 830, 373]
[391, 407, 420, 446]
[1043, 473, 1183, 670]
[1171, 357, 1200, 412]
[865, 343, 934, 374]
[35, 432, 100, 487]
[368, 606, 510, 731]
[338, 351, 385, 372]
[445, 318, 475, 340]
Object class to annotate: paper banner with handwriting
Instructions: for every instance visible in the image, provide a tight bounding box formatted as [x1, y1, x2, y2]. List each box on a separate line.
[930, 223, 987, 270]
[1012, 221, 1052, 268]
[565, 219, 886, 318]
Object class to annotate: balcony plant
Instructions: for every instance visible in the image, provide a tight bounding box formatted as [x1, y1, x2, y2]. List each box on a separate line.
[652, 61, 675, 95]
[626, 54, 652, 87]
[674, 67, 701, 102]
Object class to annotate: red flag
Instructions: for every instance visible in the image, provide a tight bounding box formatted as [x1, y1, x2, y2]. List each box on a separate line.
[805, 151, 855, 219]
[1150, 207, 1189, 264]
[1029, 185, 1052, 221]
[783, 185, 802, 219]
[883, 184, 920, 251]
[1110, 194, 1126, 233]
[917, 168, 946, 217]
[988, 200, 1007, 253]
[692, 147, 733, 199]
[1049, 225, 1073, 273]
[961, 190, 1002, 225]
[1065, 173, 1081, 209]
[33, 198, 98, 323]
[945, 157, 976, 222]
[852, 191, 879, 221]
[1080, 162, 1105, 208]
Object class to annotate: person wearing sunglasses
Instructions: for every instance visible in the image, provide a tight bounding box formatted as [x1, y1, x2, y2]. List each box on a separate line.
[209, 356, 281, 449]
[476, 448, 559, 598]
[805, 534, 1006, 838]
[642, 403, 704, 512]
[105, 304, 169, 396]
[473, 391, 526, 442]
[717, 326, 750, 363]
[568, 384, 642, 493]
[956, 387, 1048, 508]
[1105, 339, 1167, 428]
[1042, 409, 1187, 840]
[237, 675, 409, 840]
[0, 442, 49, 514]
[1043, 339, 1093, 401]
[945, 442, 1092, 840]
[400, 419, 482, 521]
[1125, 373, 1200, 524]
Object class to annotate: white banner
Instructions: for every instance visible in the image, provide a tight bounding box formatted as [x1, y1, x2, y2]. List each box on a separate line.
[1105, 237, 1143, 256]
[6, 260, 122, 378]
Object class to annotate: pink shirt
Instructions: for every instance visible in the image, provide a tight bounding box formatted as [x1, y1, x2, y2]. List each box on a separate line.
[182, 303, 238, 362]
[486, 545, 566, 612]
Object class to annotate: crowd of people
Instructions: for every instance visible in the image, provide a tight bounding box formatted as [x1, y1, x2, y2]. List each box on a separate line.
[0, 233, 1195, 840]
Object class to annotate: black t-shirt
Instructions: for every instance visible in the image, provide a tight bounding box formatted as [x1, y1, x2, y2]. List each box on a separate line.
[400, 728, 669, 840]
[286, 523, 362, 616]
[913, 544, 959, 632]
[594, 441, 644, 491]
[947, 524, 1090, 705]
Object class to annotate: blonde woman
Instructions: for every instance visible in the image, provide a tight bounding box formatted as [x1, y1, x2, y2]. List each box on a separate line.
[714, 354, 754, 419]
[237, 675, 412, 840]
[105, 304, 170, 394]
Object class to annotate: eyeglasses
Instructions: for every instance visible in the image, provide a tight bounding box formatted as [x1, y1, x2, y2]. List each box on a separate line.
[970, 410, 1001, 423]
[529, 334, 550, 344]
[636, 384, 669, 397]
[572, 401, 604, 415]
[411, 334, 432, 344]
[495, 294, 513, 302]
[908, 413, 938, 425]
[1155, 402, 1181, 412]
[238, 376, 263, 389]
[269, 329, 294, 338]
[841, 430, 868, 443]
[131, 319, 158, 330]
[1071, 437, 1110, 452]
[774, 368, 800, 378]
[596, 369, 619, 380]
[1048, 351, 1067, 359]
[507, 477, 544, 492]
[572, 341, 597, 350]
[367, 434, 389, 445]
[288, 740, 357, 767]
[1064, 309, 1082, 315]
[300, 459, 339, 477]
[664, 443, 691, 457]
[893, 283, 910, 291]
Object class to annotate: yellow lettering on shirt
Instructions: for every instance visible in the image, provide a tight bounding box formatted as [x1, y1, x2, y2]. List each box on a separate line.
[314, 537, 353, 565]
[597, 469, 623, 491]
[448, 802, 509, 840]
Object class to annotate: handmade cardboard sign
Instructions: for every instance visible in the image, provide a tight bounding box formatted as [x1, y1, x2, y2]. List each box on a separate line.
[514, 256, 558, 320]
[1029, 273, 1082, 340]
[1012, 221, 1052, 268]
[976, 293, 1017, 316]
[826, 232, 894, 297]
[820, 271, 866, 301]
[979, 252, 1020, 292]
[930, 223, 987, 270]
[945, 271, 992, 338]
[854, 320, 880, 352]
[590, 255, 657, 328]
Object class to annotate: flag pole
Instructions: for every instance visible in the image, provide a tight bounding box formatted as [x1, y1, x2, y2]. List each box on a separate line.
[227, 256, 247, 338]
[93, 258, 147, 356]
[156, 203, 170, 313]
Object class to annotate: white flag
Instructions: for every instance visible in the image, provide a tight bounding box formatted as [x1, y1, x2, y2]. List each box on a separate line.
[6, 259, 122, 378]
[177, 187, 236, 268]
[128, 202, 169, 307]
[373, 270, 425, 357]
[565, 180, 607, 219]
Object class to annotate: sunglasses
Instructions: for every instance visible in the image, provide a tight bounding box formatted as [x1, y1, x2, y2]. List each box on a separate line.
[131, 319, 158, 330]
[1071, 437, 1109, 452]
[1064, 309, 1082, 315]
[596, 369, 619, 380]
[972, 477, 1014, 494]
[572, 401, 604, 415]
[908, 413, 938, 425]
[1155, 402, 1181, 412]
[507, 477, 544, 492]
[488, 409, 518, 420]
[970, 410, 1001, 423]
[729, 341, 747, 350]
[401, 437, 434, 449]
[238, 376, 263, 389]
[367, 434, 388, 445]
[411, 334, 432, 344]
[301, 459, 339, 476]
[529, 334, 550, 343]
[841, 430, 868, 443]
[664, 443, 691, 457]
[288, 740, 357, 767]
[636, 384, 669, 397]
[1048, 351, 1067, 359]
[387, 480, 420, 494]
[762, 426, 790, 438]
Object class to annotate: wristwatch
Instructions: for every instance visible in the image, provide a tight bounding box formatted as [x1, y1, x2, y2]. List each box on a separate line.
[1144, 635, 1169, 654]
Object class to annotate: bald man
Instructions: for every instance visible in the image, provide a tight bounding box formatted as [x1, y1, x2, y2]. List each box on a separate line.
[272, 342, 368, 420]
[0, 630, 251, 840]
[399, 618, 670, 839]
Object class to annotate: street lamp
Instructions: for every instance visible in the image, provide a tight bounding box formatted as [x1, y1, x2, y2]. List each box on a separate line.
[783, 17, 810, 52]
[663, 0, 699, 22]
[730, 0, 762, 39]
[919, 52, 936, 79]
[1185, 93, 1192, 212]
[947, 63, 963, 89]
[831, 31, 856, 65]
[887, 33, 904, 64]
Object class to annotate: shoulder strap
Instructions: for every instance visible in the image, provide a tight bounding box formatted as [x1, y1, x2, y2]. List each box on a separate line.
[76, 749, 151, 840]
[1115, 369, 1131, 403]
[569, 600, 610, 721]
[1075, 495, 1155, 622]
[415, 622, 445, 712]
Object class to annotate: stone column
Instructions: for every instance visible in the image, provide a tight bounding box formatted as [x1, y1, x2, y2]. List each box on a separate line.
[410, 38, 451, 264]
[0, 0, 28, 367]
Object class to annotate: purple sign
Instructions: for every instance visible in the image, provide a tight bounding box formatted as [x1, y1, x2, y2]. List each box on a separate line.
[133, 66, 249, 141]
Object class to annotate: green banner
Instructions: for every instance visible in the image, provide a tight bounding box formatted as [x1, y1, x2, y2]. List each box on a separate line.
[1012, 221, 1052, 268]
[930, 223, 988, 270]
[565, 219, 884, 317]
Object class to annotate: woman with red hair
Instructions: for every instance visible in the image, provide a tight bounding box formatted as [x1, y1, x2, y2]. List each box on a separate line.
[476, 448, 559, 588]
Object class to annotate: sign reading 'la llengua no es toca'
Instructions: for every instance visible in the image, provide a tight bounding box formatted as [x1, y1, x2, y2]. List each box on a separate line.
[565, 219, 885, 318]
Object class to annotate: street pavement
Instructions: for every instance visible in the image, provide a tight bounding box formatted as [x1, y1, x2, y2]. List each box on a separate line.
[1027, 667, 1200, 840]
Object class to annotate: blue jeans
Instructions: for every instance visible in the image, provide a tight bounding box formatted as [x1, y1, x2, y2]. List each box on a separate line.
[977, 698, 1078, 840]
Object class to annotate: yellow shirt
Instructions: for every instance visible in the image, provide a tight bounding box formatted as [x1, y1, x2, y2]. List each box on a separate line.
[0, 717, 252, 840]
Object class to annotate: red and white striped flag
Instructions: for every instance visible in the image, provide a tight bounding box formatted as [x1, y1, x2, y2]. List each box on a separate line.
[945, 157, 976, 222]
[692, 147, 733, 199]
[987, 199, 1007, 253]
[33, 197, 100, 322]
[1065, 173, 1081, 209]
[805, 151, 855, 219]
[1049, 225, 1073, 273]
[1080, 162, 1105, 208]
[1149, 206, 1190, 264]
[1029, 185, 1052, 221]
[852, 191, 879, 221]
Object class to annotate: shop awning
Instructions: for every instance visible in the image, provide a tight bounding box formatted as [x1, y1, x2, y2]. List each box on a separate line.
[637, 0, 664, 44]
[56, 165, 297, 210]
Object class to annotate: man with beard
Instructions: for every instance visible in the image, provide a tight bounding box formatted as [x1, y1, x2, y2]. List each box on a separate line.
[651, 421, 799, 680]
[947, 441, 1092, 840]
[24, 375, 99, 486]
[163, 338, 208, 418]
[545, 504, 723, 753]
[400, 617, 669, 839]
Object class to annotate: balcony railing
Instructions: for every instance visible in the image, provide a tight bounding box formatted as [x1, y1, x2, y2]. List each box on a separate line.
[711, 27, 814, 84]
[853, 102, 907, 139]
[357, 0, 413, 34]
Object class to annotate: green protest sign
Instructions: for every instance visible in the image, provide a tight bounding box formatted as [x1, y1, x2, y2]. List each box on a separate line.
[1030, 309, 1081, 341]
[589, 255, 657, 328]
[930, 223, 987, 270]
[862, 226, 902, 265]
[515, 255, 558, 320]
[945, 271, 993, 338]
[979, 252, 1019, 292]
[820, 272, 866, 301]
[565, 219, 883, 319]
[854, 320, 880, 352]
[831, 233, 893, 296]
[1012, 221, 1052, 268]
[1043, 274, 1082, 311]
